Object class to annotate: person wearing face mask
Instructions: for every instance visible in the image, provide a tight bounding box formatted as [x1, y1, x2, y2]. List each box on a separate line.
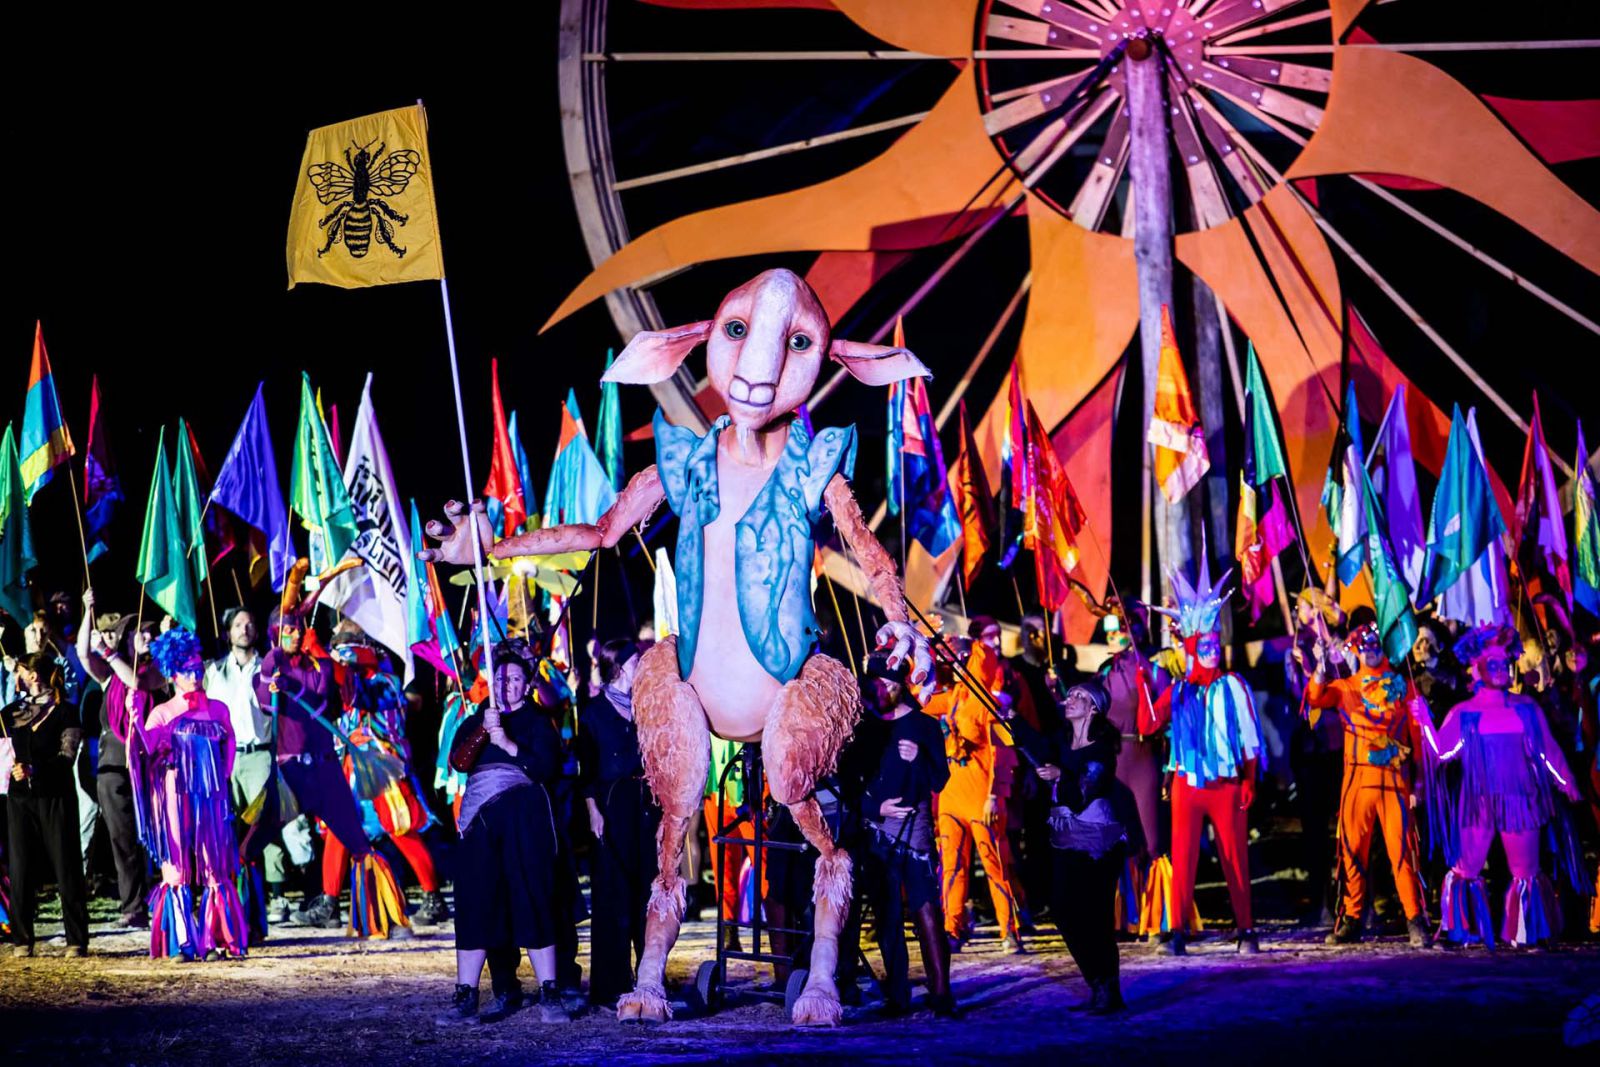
[1417, 627, 1584, 948]
[130, 628, 246, 961]
[246, 559, 411, 937]
[1304, 624, 1432, 948]
[1139, 562, 1264, 955]
[1409, 623, 1465, 715]
[1029, 680, 1127, 1014]
[576, 639, 659, 1009]
[2, 652, 90, 957]
[437, 647, 572, 1026]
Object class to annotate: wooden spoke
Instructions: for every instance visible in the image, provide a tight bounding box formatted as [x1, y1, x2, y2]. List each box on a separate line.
[1210, 40, 1600, 56]
[1167, 83, 1233, 228]
[1193, 0, 1315, 44]
[1185, 89, 1268, 204]
[1212, 8, 1330, 45]
[613, 112, 931, 191]
[1212, 55, 1331, 93]
[984, 71, 1094, 135]
[1003, 0, 1111, 48]
[1020, 90, 1121, 183]
[1068, 106, 1129, 229]
[991, 72, 1092, 105]
[989, 13, 1056, 47]
[974, 48, 1101, 59]
[583, 50, 962, 62]
[1197, 81, 1308, 148]
[1196, 61, 1324, 131]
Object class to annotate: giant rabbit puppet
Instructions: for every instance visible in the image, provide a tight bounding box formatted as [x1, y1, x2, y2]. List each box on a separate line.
[422, 269, 933, 1026]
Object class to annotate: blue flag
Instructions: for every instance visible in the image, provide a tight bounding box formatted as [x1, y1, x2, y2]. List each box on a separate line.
[1359, 463, 1418, 665]
[1427, 405, 1507, 603]
[508, 410, 539, 526]
[210, 383, 294, 592]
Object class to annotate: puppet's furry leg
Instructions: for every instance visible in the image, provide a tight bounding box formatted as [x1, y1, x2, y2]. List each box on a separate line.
[617, 638, 711, 1024]
[762, 654, 861, 1027]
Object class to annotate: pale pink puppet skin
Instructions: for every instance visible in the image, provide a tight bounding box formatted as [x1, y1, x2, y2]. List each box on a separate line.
[423, 269, 933, 1025]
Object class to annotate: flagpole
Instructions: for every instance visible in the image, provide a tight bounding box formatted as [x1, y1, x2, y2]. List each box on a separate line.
[64, 465, 92, 589]
[823, 570, 857, 675]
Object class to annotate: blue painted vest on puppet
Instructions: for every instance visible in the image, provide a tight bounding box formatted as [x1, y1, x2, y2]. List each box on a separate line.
[653, 410, 858, 684]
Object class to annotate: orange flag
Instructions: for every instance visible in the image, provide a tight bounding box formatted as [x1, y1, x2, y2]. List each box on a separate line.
[1024, 401, 1085, 611]
[1146, 305, 1210, 503]
[948, 400, 994, 589]
[483, 358, 528, 535]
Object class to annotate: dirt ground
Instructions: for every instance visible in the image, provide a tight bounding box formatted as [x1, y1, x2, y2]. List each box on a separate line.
[3, 899, 1597, 1066]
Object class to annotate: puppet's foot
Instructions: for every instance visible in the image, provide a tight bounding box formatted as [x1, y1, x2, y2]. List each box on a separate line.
[791, 849, 850, 1027]
[617, 984, 673, 1023]
[791, 976, 843, 1027]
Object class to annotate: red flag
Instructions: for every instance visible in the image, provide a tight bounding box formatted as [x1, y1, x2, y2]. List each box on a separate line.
[483, 358, 528, 534]
[948, 400, 995, 589]
[1512, 393, 1572, 611]
[1024, 401, 1084, 611]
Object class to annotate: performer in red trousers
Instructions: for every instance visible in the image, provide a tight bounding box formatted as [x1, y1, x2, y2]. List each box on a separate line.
[1139, 561, 1263, 955]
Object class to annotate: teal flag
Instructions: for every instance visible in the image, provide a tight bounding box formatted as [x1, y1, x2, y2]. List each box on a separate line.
[173, 418, 210, 592]
[135, 429, 198, 632]
[596, 350, 624, 494]
[1244, 344, 1288, 485]
[1427, 405, 1507, 601]
[0, 424, 37, 622]
[290, 372, 358, 572]
[1360, 464, 1417, 665]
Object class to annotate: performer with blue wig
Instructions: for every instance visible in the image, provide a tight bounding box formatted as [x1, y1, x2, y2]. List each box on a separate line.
[131, 627, 247, 961]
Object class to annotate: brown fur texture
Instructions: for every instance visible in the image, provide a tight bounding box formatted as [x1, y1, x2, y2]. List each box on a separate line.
[824, 474, 908, 625]
[761, 653, 861, 806]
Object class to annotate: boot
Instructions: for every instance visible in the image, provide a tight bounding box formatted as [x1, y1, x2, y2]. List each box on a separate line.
[477, 986, 524, 1024]
[415, 890, 452, 925]
[912, 903, 953, 1014]
[1160, 930, 1188, 956]
[1087, 977, 1127, 1016]
[1002, 934, 1027, 955]
[292, 894, 342, 929]
[266, 896, 292, 926]
[1325, 916, 1361, 945]
[719, 924, 743, 955]
[1237, 929, 1261, 955]
[537, 980, 572, 1023]
[435, 984, 479, 1025]
[1407, 915, 1431, 949]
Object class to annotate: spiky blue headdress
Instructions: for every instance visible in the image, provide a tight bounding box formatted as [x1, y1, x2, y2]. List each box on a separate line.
[1151, 553, 1234, 640]
[151, 627, 204, 679]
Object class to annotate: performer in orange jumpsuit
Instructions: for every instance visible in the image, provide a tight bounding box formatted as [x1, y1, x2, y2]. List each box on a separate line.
[1304, 623, 1431, 947]
[1139, 562, 1262, 955]
[933, 640, 1023, 953]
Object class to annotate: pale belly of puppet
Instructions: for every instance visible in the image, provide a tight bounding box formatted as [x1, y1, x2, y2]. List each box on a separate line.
[686, 447, 790, 742]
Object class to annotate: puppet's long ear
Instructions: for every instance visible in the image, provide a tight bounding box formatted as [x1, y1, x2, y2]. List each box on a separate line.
[604, 322, 713, 384]
[828, 338, 932, 386]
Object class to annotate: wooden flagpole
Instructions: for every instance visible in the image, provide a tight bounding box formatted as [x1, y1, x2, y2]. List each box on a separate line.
[65, 465, 92, 589]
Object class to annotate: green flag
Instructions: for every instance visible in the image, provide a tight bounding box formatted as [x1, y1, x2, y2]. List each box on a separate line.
[1244, 344, 1288, 485]
[173, 418, 209, 593]
[0, 423, 37, 623]
[1360, 462, 1417, 665]
[135, 428, 197, 631]
[596, 349, 623, 493]
[290, 372, 357, 573]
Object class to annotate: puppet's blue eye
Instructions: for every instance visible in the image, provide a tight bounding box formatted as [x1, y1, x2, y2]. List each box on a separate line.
[789, 333, 812, 352]
[724, 320, 747, 339]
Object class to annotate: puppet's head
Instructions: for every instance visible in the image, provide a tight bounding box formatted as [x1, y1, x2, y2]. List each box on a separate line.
[602, 269, 931, 437]
[268, 556, 365, 653]
[1153, 556, 1233, 682]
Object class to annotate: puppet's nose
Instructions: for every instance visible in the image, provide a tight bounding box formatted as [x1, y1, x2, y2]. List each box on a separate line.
[728, 376, 776, 406]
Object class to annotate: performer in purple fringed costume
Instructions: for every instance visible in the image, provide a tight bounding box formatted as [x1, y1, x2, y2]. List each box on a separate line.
[132, 627, 247, 961]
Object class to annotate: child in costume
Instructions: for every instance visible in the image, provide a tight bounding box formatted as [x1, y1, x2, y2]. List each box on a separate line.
[1304, 623, 1431, 947]
[132, 628, 247, 961]
[1138, 561, 1263, 954]
[1418, 626, 1584, 948]
[328, 622, 450, 925]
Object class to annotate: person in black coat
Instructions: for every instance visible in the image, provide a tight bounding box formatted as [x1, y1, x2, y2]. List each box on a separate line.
[576, 639, 660, 1008]
[1029, 680, 1127, 1015]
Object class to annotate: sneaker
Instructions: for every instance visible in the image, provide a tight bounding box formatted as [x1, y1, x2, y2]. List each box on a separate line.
[292, 894, 343, 930]
[1087, 979, 1127, 1016]
[1002, 935, 1026, 955]
[1237, 930, 1261, 955]
[203, 949, 225, 963]
[266, 896, 292, 925]
[435, 984, 480, 1025]
[386, 923, 416, 941]
[64, 946, 88, 959]
[537, 981, 572, 1023]
[1407, 916, 1431, 949]
[12, 944, 34, 958]
[1325, 917, 1361, 945]
[477, 987, 524, 1025]
[119, 914, 151, 931]
[926, 992, 962, 1019]
[415, 890, 452, 925]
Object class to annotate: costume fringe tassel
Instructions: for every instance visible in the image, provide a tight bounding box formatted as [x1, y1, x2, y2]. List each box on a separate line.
[347, 852, 410, 938]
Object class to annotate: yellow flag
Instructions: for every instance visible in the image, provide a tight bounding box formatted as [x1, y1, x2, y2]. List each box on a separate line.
[286, 105, 444, 289]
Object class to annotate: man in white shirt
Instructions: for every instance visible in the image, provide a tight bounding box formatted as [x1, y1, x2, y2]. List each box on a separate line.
[207, 606, 312, 928]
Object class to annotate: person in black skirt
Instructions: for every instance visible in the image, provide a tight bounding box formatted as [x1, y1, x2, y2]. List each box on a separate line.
[436, 647, 571, 1026]
[577, 638, 660, 1008]
[1028, 680, 1127, 1015]
[3, 653, 91, 957]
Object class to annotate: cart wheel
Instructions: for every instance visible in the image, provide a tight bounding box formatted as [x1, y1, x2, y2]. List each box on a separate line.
[783, 968, 810, 1017]
[690, 959, 722, 1013]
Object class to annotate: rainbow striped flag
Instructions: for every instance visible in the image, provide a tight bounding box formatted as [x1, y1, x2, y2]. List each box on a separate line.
[20, 322, 75, 503]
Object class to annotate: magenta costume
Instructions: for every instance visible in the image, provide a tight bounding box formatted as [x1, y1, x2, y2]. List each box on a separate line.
[1424, 695, 1583, 947]
[132, 691, 247, 959]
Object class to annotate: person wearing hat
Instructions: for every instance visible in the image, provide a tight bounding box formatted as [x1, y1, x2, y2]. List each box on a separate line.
[74, 591, 160, 930]
[1305, 623, 1432, 948]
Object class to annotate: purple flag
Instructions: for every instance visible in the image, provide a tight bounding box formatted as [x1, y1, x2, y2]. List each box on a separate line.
[1367, 385, 1427, 605]
[209, 383, 294, 592]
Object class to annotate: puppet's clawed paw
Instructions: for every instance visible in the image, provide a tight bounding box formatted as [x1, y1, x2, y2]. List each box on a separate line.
[617, 986, 672, 1023]
[873, 622, 934, 686]
[791, 978, 842, 1027]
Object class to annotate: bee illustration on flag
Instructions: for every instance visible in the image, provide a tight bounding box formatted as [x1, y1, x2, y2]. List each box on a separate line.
[309, 141, 421, 259]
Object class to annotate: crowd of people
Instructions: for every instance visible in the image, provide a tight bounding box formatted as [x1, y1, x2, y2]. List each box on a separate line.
[1, 557, 1597, 1025]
